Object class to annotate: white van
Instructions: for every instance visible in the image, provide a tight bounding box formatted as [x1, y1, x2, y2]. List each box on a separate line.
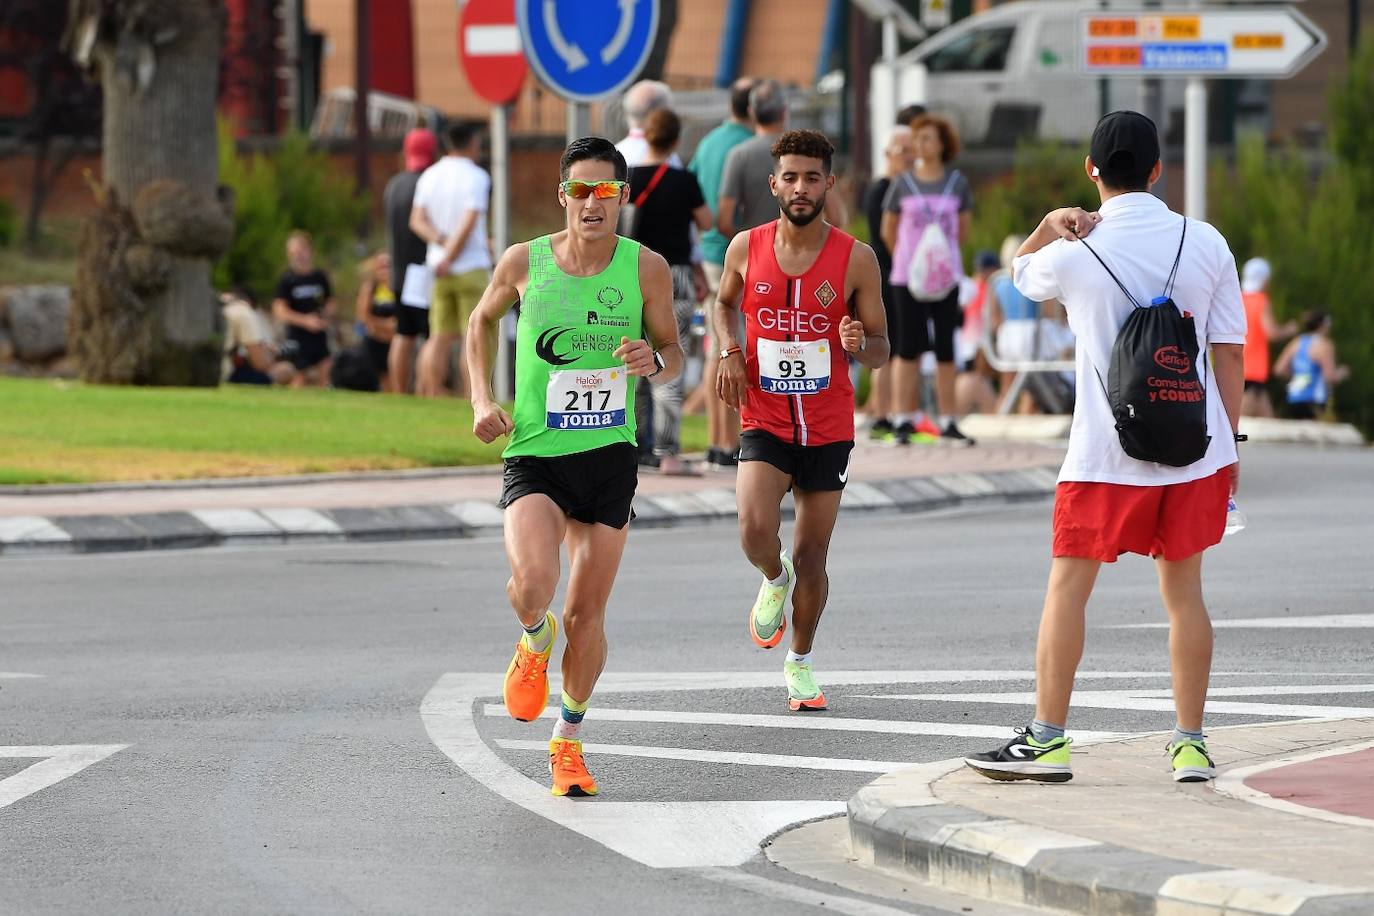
[870, 1, 1182, 152]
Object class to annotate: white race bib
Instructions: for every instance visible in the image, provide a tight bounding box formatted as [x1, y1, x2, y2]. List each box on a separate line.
[757, 338, 831, 395]
[545, 368, 628, 430]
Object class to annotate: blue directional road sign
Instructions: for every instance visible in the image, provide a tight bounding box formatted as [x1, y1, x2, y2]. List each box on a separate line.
[517, 0, 660, 102]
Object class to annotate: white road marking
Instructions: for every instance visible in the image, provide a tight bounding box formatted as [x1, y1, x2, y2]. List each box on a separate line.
[0, 745, 127, 810]
[1113, 613, 1374, 629]
[481, 704, 1130, 742]
[855, 690, 1374, 720]
[0, 672, 43, 679]
[494, 739, 912, 774]
[423, 673, 841, 869]
[1214, 739, 1374, 831]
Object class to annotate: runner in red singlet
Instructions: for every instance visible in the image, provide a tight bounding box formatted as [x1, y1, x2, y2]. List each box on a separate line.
[713, 130, 890, 711]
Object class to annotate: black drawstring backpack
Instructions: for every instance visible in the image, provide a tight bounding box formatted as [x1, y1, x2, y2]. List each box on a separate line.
[1078, 220, 1211, 467]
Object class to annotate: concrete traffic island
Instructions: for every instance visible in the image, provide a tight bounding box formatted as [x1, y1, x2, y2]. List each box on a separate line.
[847, 718, 1374, 915]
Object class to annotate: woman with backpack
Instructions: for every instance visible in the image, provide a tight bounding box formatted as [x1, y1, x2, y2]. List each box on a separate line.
[879, 113, 975, 444]
[627, 108, 713, 474]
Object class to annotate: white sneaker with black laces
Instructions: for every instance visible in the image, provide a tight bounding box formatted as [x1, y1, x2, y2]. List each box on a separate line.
[964, 727, 1073, 783]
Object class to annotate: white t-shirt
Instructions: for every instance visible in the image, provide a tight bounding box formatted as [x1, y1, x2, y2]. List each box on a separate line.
[614, 130, 683, 169]
[1013, 192, 1246, 486]
[412, 156, 492, 275]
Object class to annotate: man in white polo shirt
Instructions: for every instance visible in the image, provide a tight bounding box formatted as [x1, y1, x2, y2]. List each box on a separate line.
[410, 121, 492, 398]
[964, 111, 1246, 785]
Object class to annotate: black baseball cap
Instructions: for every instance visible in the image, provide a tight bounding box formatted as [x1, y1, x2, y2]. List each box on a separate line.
[1089, 110, 1160, 179]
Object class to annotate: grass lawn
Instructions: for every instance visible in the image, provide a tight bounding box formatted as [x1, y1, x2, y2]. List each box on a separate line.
[0, 377, 708, 485]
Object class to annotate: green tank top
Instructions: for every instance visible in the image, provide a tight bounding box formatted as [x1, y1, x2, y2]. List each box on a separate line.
[504, 235, 644, 458]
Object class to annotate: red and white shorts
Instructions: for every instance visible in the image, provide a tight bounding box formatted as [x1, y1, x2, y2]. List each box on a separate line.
[1052, 467, 1232, 563]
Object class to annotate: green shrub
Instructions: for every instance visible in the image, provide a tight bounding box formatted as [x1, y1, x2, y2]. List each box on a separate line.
[0, 196, 16, 248]
[1210, 35, 1374, 437]
[214, 122, 368, 302]
[965, 140, 1099, 264]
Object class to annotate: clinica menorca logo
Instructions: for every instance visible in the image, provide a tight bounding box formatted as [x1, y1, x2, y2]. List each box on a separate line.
[536, 327, 578, 366]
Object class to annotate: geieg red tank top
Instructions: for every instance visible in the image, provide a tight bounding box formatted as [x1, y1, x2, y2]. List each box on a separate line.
[740, 221, 857, 447]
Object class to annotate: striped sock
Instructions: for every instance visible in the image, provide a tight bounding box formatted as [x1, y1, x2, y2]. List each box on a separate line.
[522, 613, 553, 654]
[553, 691, 588, 741]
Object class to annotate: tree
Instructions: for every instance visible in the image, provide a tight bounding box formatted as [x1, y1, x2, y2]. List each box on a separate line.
[63, 0, 232, 386]
[0, 1, 102, 248]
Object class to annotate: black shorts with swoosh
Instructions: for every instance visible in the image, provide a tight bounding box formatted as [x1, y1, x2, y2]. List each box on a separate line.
[738, 430, 853, 492]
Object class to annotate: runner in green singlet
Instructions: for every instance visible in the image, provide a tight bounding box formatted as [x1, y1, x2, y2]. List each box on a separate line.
[466, 137, 682, 797]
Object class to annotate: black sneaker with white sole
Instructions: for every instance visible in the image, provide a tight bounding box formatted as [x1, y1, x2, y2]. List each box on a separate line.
[964, 727, 1073, 783]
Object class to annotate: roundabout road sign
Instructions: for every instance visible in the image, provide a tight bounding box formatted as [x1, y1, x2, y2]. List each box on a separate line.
[517, 0, 660, 102]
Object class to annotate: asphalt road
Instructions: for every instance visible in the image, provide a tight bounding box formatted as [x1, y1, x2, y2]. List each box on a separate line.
[2, 444, 1371, 914]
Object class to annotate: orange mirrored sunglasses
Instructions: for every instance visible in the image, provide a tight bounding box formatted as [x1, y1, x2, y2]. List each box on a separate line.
[560, 180, 627, 200]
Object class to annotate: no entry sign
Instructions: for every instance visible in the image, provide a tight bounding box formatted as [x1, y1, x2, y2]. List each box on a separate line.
[459, 0, 528, 105]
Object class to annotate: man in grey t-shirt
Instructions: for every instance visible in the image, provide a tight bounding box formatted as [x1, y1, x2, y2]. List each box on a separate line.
[717, 80, 788, 237]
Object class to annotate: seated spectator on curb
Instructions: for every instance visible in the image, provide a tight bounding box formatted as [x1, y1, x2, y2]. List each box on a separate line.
[357, 252, 398, 393]
[221, 289, 291, 386]
[272, 230, 336, 388]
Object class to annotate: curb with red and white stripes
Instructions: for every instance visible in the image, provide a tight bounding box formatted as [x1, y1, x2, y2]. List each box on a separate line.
[0, 466, 1059, 557]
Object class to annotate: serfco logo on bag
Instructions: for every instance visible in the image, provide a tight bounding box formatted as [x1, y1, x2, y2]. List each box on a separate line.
[1153, 346, 1191, 374]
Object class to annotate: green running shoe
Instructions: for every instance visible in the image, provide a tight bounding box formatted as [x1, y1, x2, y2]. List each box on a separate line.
[748, 553, 794, 649]
[1168, 739, 1216, 782]
[964, 727, 1073, 783]
[784, 659, 827, 711]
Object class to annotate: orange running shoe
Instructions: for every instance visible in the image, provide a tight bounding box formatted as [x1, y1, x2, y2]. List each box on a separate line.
[915, 415, 943, 438]
[502, 612, 556, 722]
[549, 738, 599, 797]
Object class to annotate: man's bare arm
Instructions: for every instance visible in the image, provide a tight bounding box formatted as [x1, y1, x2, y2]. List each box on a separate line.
[625, 250, 683, 384]
[409, 205, 443, 247]
[842, 243, 891, 370]
[712, 232, 750, 409]
[466, 243, 524, 404]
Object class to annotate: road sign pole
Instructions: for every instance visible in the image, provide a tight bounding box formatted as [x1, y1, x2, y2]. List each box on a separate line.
[566, 102, 591, 143]
[1184, 76, 1207, 219]
[491, 103, 513, 402]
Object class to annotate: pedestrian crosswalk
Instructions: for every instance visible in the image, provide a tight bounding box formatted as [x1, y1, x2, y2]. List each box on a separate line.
[422, 669, 1374, 868]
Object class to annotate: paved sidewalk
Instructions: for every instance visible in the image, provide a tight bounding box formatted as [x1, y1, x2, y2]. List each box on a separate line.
[849, 718, 1374, 915]
[0, 441, 1064, 556]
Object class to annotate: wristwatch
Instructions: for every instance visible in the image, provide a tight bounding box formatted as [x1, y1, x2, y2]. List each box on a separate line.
[720, 345, 742, 360]
[649, 349, 666, 378]
[1234, 433, 1248, 443]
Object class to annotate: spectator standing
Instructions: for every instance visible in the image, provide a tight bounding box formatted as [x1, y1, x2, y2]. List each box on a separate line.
[690, 76, 756, 468]
[357, 252, 398, 393]
[1239, 257, 1296, 418]
[1275, 310, 1349, 420]
[628, 109, 713, 475]
[410, 121, 492, 398]
[383, 127, 437, 394]
[615, 79, 676, 465]
[717, 80, 790, 240]
[616, 80, 678, 168]
[963, 110, 1247, 786]
[880, 113, 975, 443]
[271, 230, 335, 388]
[863, 125, 913, 440]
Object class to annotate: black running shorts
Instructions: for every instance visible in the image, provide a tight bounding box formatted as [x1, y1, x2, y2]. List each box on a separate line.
[738, 429, 853, 492]
[396, 303, 430, 338]
[891, 286, 961, 363]
[498, 442, 639, 529]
